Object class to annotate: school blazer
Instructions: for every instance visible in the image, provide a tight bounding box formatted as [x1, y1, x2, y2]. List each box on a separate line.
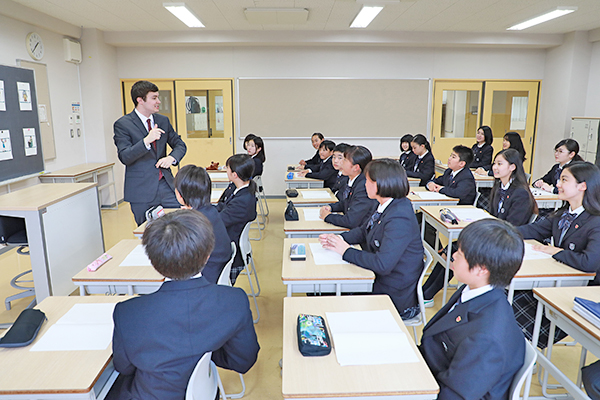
[341, 198, 424, 314]
[196, 205, 233, 284]
[331, 173, 349, 200]
[113, 112, 187, 203]
[325, 173, 378, 229]
[406, 152, 435, 186]
[419, 286, 525, 400]
[111, 277, 259, 400]
[306, 157, 337, 189]
[471, 143, 494, 170]
[518, 210, 600, 284]
[399, 151, 417, 171]
[533, 163, 562, 194]
[305, 150, 321, 170]
[429, 168, 476, 205]
[489, 185, 534, 227]
[251, 156, 263, 178]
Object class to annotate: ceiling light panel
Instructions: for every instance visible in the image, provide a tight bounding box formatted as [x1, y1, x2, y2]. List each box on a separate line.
[163, 3, 204, 28]
[350, 6, 383, 28]
[507, 7, 577, 31]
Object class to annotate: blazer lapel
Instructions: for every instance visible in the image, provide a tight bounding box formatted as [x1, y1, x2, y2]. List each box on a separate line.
[562, 211, 590, 244]
[130, 112, 158, 157]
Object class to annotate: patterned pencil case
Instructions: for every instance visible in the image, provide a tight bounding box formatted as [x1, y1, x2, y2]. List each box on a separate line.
[297, 313, 331, 357]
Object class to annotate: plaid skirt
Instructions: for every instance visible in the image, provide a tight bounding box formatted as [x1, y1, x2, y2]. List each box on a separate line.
[476, 188, 491, 210]
[512, 290, 567, 349]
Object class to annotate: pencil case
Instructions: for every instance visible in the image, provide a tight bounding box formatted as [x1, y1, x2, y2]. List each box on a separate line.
[0, 309, 46, 347]
[297, 313, 331, 357]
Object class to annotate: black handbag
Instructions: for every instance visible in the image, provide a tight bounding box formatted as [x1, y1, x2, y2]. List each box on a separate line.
[285, 201, 299, 221]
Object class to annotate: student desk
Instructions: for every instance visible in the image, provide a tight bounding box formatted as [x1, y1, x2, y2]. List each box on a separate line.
[282, 295, 439, 400]
[285, 172, 324, 189]
[434, 162, 447, 176]
[0, 183, 104, 302]
[527, 287, 600, 400]
[39, 163, 118, 209]
[0, 295, 131, 400]
[283, 208, 348, 238]
[72, 239, 163, 295]
[473, 172, 495, 189]
[530, 187, 562, 210]
[408, 188, 459, 212]
[206, 171, 230, 189]
[285, 188, 337, 207]
[282, 238, 373, 296]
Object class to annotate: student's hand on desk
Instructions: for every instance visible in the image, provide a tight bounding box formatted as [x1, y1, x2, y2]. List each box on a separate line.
[320, 206, 331, 220]
[541, 183, 553, 192]
[533, 244, 562, 255]
[156, 156, 176, 169]
[320, 234, 350, 255]
[475, 167, 487, 175]
[427, 182, 441, 192]
[143, 124, 164, 146]
[297, 170, 308, 177]
[299, 160, 306, 166]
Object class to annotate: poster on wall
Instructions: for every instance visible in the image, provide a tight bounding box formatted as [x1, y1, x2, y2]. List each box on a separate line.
[23, 128, 37, 156]
[0, 81, 5, 111]
[17, 82, 32, 111]
[215, 95, 224, 131]
[0, 130, 13, 161]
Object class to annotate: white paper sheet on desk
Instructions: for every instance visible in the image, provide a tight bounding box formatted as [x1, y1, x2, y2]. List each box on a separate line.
[301, 190, 330, 199]
[209, 172, 228, 179]
[523, 242, 553, 260]
[30, 323, 113, 352]
[415, 191, 449, 200]
[211, 189, 224, 201]
[325, 310, 418, 366]
[308, 243, 349, 265]
[449, 208, 490, 222]
[58, 303, 116, 325]
[302, 208, 321, 221]
[119, 244, 152, 267]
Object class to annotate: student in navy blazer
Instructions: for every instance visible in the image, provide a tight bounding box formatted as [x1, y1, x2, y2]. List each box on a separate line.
[113, 81, 187, 226]
[419, 219, 525, 400]
[330, 143, 350, 199]
[320, 159, 423, 318]
[533, 139, 583, 194]
[299, 132, 324, 170]
[398, 134, 417, 171]
[320, 146, 378, 229]
[244, 134, 266, 178]
[470, 125, 494, 170]
[406, 134, 435, 186]
[173, 165, 232, 284]
[299, 140, 337, 189]
[216, 154, 258, 283]
[426, 145, 476, 205]
[108, 210, 259, 400]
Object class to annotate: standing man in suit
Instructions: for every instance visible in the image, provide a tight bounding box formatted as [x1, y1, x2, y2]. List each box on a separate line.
[114, 80, 187, 225]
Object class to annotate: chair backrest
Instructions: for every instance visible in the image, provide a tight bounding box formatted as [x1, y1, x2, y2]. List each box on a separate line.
[415, 247, 434, 325]
[217, 242, 236, 287]
[253, 175, 264, 192]
[0, 216, 27, 245]
[509, 339, 537, 400]
[528, 213, 538, 224]
[186, 352, 217, 400]
[239, 221, 253, 260]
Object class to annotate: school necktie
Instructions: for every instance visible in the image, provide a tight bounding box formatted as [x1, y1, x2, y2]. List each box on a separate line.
[447, 295, 462, 314]
[558, 211, 577, 246]
[366, 211, 382, 230]
[497, 188, 508, 214]
[341, 185, 351, 200]
[147, 118, 163, 180]
[554, 166, 563, 184]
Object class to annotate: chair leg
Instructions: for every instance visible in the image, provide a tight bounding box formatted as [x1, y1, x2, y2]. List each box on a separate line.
[249, 257, 261, 297]
[412, 326, 418, 342]
[243, 257, 260, 324]
[261, 191, 269, 216]
[223, 374, 246, 399]
[5, 270, 35, 311]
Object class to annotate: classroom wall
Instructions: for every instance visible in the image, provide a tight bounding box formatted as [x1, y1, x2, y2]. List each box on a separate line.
[584, 40, 600, 117]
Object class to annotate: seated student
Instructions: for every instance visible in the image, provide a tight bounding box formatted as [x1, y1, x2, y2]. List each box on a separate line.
[471, 125, 494, 170]
[583, 361, 600, 400]
[426, 145, 476, 205]
[419, 219, 525, 400]
[216, 154, 258, 284]
[174, 165, 233, 284]
[244, 134, 266, 178]
[515, 161, 600, 348]
[298, 140, 337, 189]
[533, 138, 583, 194]
[476, 132, 526, 176]
[299, 132, 324, 170]
[406, 134, 435, 186]
[398, 134, 416, 171]
[319, 159, 423, 319]
[330, 143, 350, 199]
[319, 145, 378, 229]
[108, 210, 259, 400]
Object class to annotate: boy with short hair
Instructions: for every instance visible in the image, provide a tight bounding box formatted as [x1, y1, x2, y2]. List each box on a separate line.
[419, 219, 525, 400]
[299, 140, 337, 189]
[426, 145, 476, 205]
[108, 210, 259, 400]
[331, 143, 350, 199]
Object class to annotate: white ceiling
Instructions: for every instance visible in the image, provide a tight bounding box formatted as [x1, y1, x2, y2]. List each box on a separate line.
[8, 0, 600, 34]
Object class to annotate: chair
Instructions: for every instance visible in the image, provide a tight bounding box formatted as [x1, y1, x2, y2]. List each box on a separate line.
[250, 176, 268, 241]
[528, 213, 538, 224]
[404, 247, 433, 341]
[0, 216, 35, 311]
[509, 339, 537, 400]
[253, 175, 269, 216]
[249, 192, 264, 241]
[186, 352, 226, 400]
[240, 222, 260, 323]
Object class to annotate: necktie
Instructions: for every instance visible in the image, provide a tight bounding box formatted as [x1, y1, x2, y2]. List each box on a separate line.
[366, 211, 382, 230]
[558, 211, 577, 246]
[448, 295, 462, 314]
[342, 185, 351, 200]
[147, 119, 163, 180]
[497, 188, 508, 214]
[554, 166, 562, 184]
[414, 159, 419, 172]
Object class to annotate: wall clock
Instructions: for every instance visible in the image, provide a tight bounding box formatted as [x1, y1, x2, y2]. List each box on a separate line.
[26, 32, 44, 61]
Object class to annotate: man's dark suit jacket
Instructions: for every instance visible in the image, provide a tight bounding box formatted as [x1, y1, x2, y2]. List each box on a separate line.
[489, 185, 534, 227]
[341, 197, 423, 315]
[306, 157, 337, 189]
[533, 163, 563, 194]
[113, 112, 187, 203]
[196, 205, 233, 284]
[216, 183, 257, 267]
[518, 210, 600, 284]
[419, 286, 525, 400]
[111, 277, 259, 400]
[428, 168, 476, 205]
[325, 173, 377, 229]
[471, 143, 494, 170]
[406, 151, 435, 186]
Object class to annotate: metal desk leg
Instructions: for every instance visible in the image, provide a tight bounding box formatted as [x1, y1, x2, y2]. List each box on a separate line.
[336, 283, 341, 296]
[442, 232, 452, 305]
[287, 285, 292, 297]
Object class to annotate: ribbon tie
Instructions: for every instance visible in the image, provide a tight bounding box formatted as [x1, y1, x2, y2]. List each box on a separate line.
[554, 166, 563, 184]
[558, 211, 577, 232]
[341, 185, 351, 200]
[497, 188, 508, 214]
[366, 211, 382, 230]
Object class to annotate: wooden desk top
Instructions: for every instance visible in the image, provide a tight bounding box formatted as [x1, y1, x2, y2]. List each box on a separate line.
[284, 172, 323, 183]
[133, 209, 178, 237]
[516, 240, 595, 280]
[473, 172, 495, 182]
[72, 239, 163, 283]
[530, 188, 560, 201]
[283, 208, 349, 233]
[41, 163, 115, 178]
[282, 295, 439, 399]
[0, 296, 131, 395]
[420, 205, 493, 231]
[408, 187, 459, 204]
[0, 183, 98, 211]
[534, 287, 600, 342]
[282, 238, 373, 282]
[286, 188, 337, 205]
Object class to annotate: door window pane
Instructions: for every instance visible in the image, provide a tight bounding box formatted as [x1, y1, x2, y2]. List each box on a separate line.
[185, 89, 224, 139]
[440, 90, 479, 138]
[490, 91, 528, 137]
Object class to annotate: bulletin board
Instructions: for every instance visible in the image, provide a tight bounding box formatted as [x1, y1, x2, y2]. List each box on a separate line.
[0, 64, 44, 183]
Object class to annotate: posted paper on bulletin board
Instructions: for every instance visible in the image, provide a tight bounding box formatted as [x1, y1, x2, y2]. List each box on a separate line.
[0, 81, 5, 111]
[0, 130, 13, 161]
[23, 128, 37, 156]
[17, 82, 32, 111]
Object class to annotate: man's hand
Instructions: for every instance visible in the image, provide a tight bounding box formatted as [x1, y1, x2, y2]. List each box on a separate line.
[144, 124, 164, 146]
[156, 156, 176, 169]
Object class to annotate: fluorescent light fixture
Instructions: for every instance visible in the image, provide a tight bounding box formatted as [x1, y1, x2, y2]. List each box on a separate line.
[350, 6, 383, 28]
[507, 7, 577, 31]
[163, 3, 204, 28]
